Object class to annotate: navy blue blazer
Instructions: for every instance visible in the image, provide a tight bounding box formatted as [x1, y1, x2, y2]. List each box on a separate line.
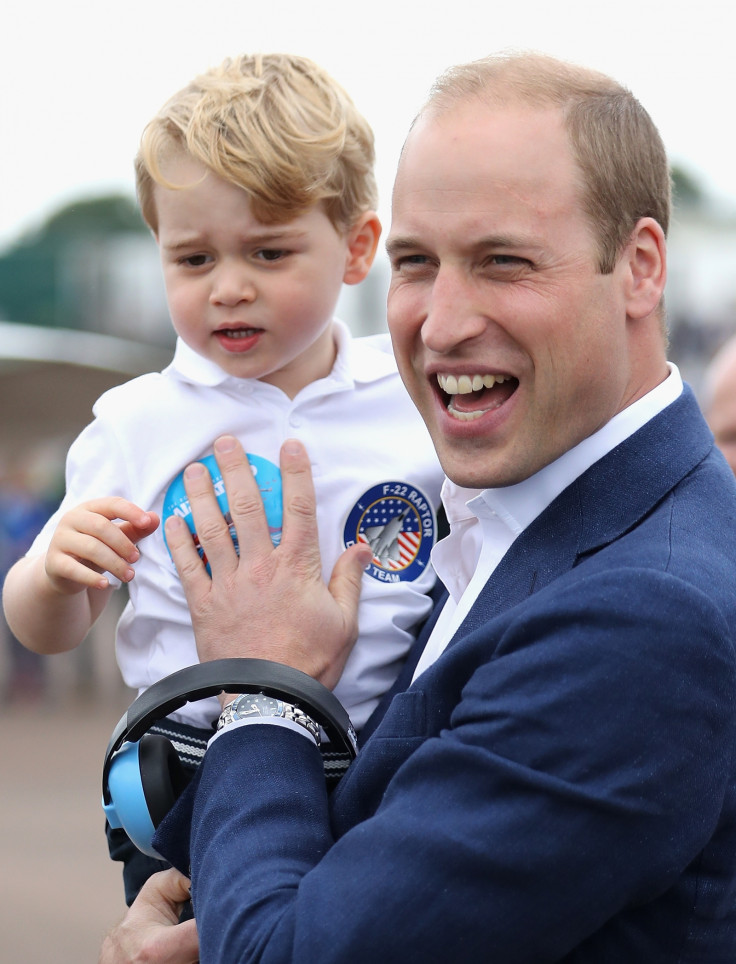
[157, 386, 736, 963]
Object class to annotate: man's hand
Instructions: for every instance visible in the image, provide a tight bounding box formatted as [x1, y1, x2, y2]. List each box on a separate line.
[46, 497, 159, 593]
[165, 436, 372, 689]
[98, 869, 198, 964]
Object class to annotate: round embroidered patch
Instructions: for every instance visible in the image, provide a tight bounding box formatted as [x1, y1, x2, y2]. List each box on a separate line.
[343, 481, 436, 583]
[162, 452, 282, 573]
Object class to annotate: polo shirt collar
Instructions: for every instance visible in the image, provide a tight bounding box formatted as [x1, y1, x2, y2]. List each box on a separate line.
[164, 319, 396, 392]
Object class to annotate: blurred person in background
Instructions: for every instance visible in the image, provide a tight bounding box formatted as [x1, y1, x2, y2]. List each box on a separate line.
[0, 455, 59, 700]
[703, 333, 736, 475]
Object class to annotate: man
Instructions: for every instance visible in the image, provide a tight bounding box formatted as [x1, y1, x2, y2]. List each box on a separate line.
[703, 334, 736, 474]
[101, 53, 736, 962]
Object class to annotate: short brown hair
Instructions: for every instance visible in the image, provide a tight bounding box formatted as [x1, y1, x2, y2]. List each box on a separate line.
[136, 53, 377, 234]
[423, 51, 671, 273]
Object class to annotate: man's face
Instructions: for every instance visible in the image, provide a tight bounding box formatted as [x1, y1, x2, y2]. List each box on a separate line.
[387, 103, 643, 489]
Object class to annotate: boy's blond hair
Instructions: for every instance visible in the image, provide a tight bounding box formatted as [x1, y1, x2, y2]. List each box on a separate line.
[136, 53, 377, 234]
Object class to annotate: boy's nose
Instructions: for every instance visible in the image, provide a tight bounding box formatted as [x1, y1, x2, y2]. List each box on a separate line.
[210, 265, 257, 306]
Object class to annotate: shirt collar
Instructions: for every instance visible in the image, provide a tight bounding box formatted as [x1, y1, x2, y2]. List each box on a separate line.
[165, 319, 396, 394]
[442, 363, 683, 537]
[167, 337, 230, 387]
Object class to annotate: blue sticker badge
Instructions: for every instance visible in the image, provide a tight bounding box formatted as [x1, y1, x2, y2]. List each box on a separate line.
[163, 453, 282, 573]
[343, 481, 436, 583]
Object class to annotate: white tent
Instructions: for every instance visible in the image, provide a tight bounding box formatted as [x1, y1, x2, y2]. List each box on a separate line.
[0, 321, 172, 462]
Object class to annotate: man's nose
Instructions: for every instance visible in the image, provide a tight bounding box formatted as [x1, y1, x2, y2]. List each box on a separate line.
[421, 269, 488, 353]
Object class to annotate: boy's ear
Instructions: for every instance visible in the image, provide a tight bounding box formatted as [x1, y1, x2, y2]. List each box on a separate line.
[343, 212, 382, 285]
[622, 216, 667, 321]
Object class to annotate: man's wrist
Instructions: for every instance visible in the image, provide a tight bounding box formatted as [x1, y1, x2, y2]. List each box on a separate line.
[208, 715, 319, 748]
[215, 692, 322, 745]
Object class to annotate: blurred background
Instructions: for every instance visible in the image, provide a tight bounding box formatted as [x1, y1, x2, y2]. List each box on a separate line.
[2, 0, 736, 958]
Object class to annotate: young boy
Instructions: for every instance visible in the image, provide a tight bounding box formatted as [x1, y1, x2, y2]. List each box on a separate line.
[2, 53, 444, 903]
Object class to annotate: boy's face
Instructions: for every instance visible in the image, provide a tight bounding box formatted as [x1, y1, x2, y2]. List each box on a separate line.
[154, 155, 370, 397]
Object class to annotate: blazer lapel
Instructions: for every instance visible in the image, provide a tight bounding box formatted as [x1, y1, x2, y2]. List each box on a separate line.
[449, 385, 713, 644]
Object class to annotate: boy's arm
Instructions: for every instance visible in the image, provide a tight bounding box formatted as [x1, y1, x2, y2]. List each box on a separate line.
[2, 497, 159, 654]
[2, 553, 114, 654]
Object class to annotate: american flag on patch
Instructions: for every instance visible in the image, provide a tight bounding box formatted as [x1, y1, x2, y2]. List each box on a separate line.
[358, 499, 421, 570]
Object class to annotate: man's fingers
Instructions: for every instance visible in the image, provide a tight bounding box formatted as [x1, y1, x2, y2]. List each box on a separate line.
[165, 514, 210, 590]
[211, 435, 276, 559]
[278, 438, 321, 567]
[177, 459, 241, 578]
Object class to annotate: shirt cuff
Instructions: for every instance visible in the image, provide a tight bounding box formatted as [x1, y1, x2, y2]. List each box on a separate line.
[207, 715, 319, 750]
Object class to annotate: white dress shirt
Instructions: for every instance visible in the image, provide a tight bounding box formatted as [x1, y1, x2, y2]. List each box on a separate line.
[413, 365, 684, 681]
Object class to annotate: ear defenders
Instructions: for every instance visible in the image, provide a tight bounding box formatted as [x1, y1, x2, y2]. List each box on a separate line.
[102, 658, 358, 857]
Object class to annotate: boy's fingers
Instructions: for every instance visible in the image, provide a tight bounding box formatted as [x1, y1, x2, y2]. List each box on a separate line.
[83, 497, 154, 529]
[51, 559, 111, 591]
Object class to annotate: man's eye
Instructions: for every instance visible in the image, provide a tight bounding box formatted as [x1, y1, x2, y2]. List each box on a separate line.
[392, 254, 430, 271]
[488, 254, 532, 268]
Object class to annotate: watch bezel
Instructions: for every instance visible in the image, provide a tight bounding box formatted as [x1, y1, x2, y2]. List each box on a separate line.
[230, 692, 285, 720]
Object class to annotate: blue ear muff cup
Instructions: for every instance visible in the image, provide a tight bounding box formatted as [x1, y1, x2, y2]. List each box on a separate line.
[138, 734, 192, 828]
[106, 735, 192, 858]
[103, 658, 358, 856]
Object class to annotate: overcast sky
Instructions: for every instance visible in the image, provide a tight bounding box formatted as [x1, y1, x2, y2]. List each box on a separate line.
[2, 0, 735, 252]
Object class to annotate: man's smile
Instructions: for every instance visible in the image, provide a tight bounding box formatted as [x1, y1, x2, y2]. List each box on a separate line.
[436, 372, 518, 421]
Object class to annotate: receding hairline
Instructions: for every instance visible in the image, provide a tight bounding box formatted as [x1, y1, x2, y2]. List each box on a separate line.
[418, 50, 626, 117]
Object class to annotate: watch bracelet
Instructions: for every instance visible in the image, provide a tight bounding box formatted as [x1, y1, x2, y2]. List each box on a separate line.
[218, 694, 321, 745]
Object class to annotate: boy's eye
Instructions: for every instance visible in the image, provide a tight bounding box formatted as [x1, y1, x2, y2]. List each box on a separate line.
[179, 254, 211, 267]
[256, 249, 288, 262]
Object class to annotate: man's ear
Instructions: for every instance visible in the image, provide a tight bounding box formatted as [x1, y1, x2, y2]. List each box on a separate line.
[623, 217, 667, 321]
[343, 212, 382, 285]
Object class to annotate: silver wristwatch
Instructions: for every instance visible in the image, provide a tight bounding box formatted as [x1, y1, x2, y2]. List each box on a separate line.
[217, 692, 321, 745]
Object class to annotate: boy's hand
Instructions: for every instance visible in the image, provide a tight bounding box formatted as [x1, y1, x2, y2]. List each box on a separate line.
[165, 436, 372, 689]
[45, 497, 160, 594]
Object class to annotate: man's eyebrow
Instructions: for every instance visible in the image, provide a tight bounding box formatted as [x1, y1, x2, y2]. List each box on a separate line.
[386, 234, 538, 257]
[385, 237, 423, 258]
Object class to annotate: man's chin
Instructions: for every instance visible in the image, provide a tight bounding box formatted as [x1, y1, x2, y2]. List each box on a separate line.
[433, 438, 535, 491]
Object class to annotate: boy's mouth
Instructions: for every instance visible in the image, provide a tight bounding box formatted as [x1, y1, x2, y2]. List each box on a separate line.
[437, 372, 518, 421]
[217, 327, 262, 339]
[214, 326, 263, 352]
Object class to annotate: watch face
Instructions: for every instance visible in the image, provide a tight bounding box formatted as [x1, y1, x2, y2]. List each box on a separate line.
[232, 694, 284, 720]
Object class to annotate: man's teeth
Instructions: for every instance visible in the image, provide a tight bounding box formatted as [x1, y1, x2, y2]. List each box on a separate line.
[437, 373, 509, 394]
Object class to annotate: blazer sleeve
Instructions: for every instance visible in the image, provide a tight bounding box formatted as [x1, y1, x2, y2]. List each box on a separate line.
[154, 566, 736, 963]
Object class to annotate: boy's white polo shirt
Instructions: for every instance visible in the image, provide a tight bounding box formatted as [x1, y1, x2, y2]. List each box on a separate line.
[29, 321, 444, 730]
